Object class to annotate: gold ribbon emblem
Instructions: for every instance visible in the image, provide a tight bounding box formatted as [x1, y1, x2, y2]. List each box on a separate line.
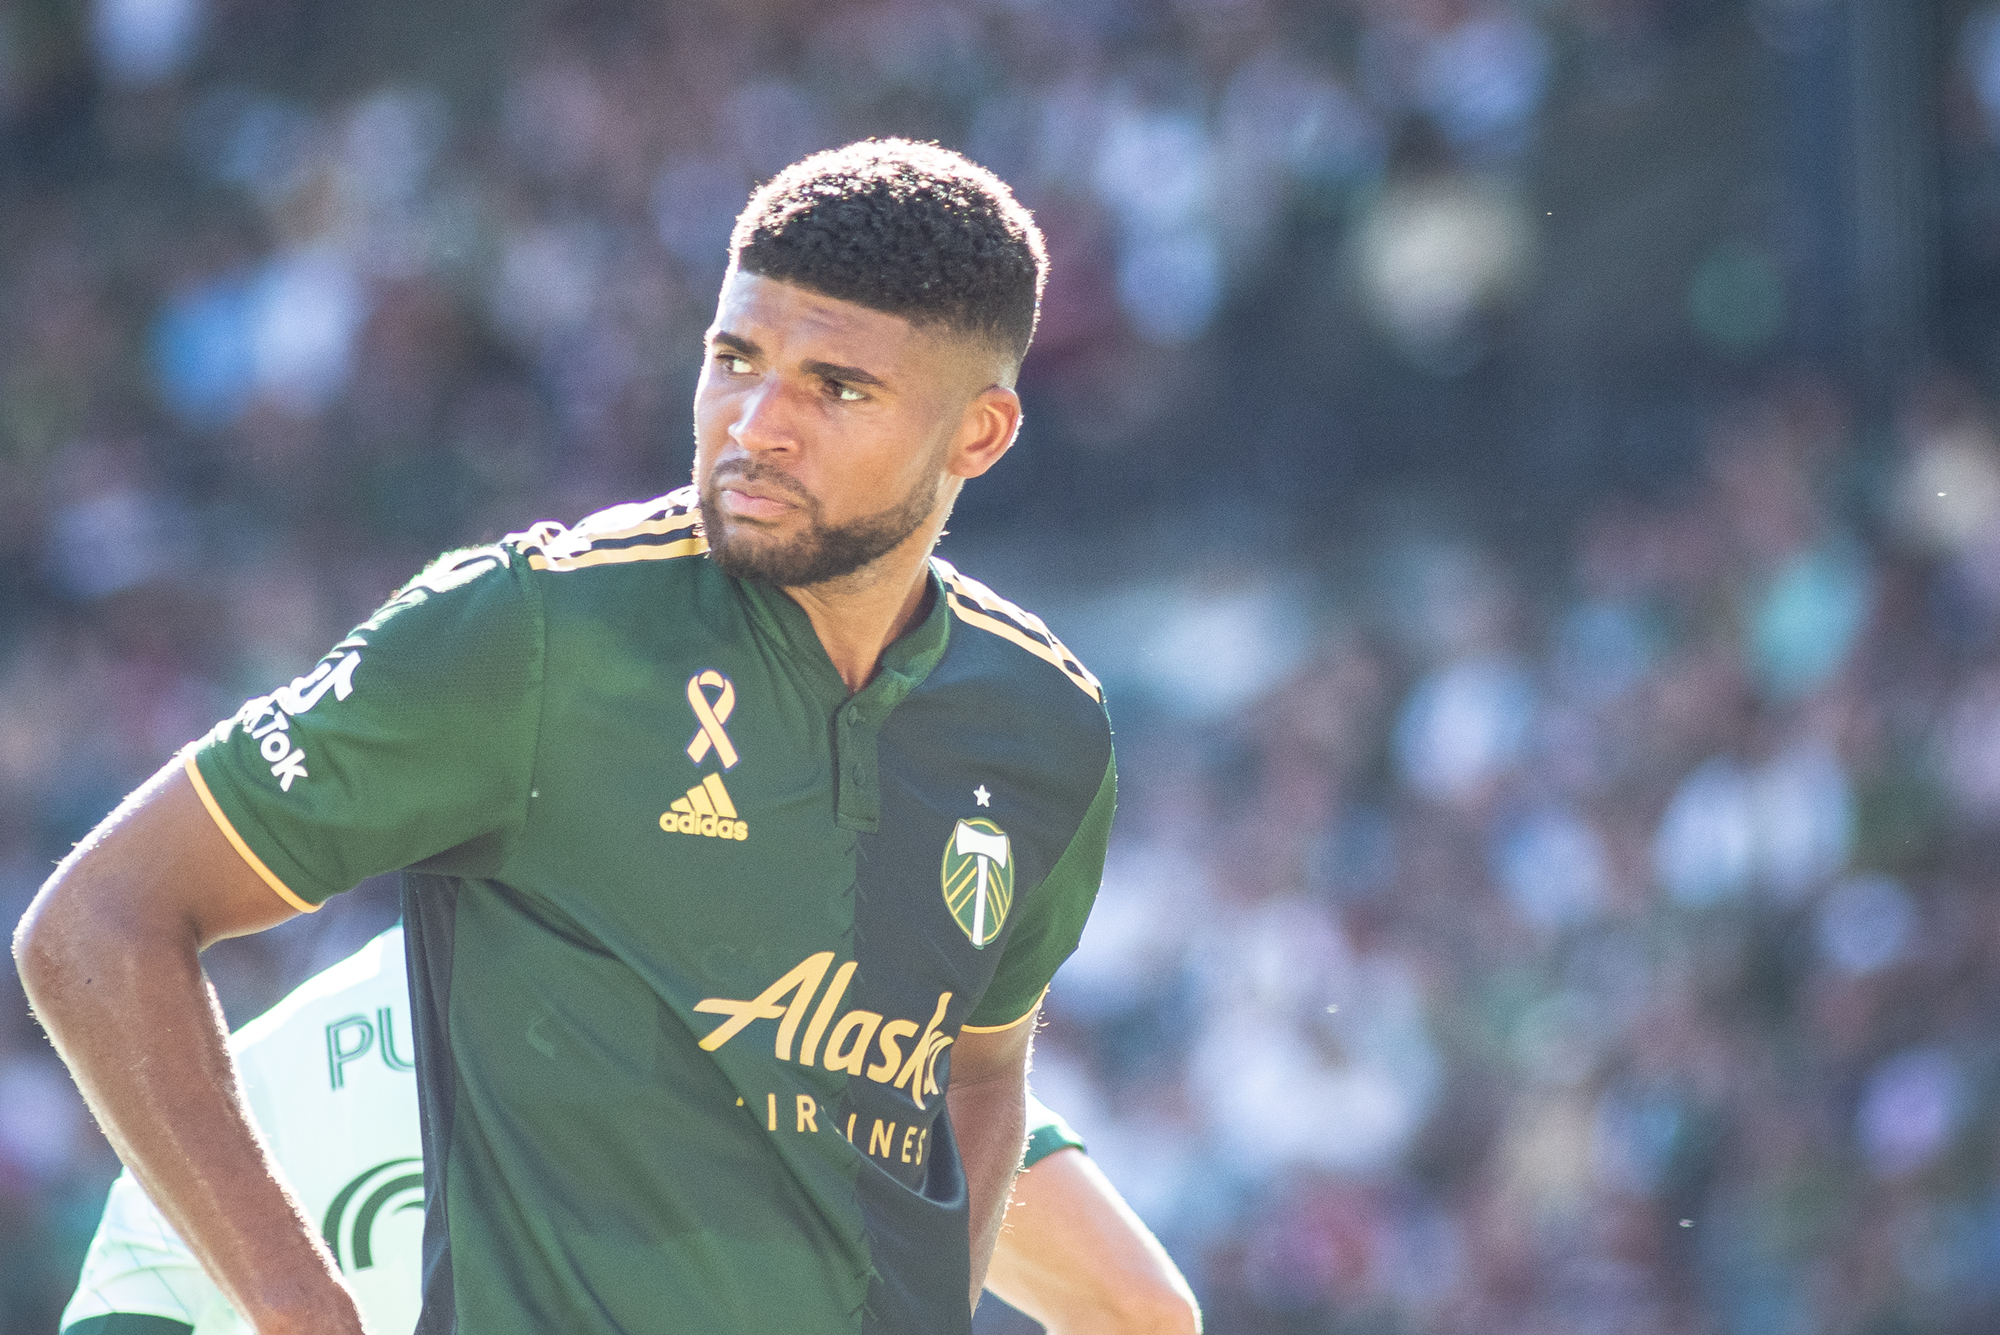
[684, 670, 739, 769]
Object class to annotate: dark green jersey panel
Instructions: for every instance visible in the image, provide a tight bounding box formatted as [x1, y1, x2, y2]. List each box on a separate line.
[189, 490, 1114, 1335]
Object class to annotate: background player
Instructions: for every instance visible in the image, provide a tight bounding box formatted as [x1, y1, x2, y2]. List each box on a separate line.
[59, 926, 1200, 1335]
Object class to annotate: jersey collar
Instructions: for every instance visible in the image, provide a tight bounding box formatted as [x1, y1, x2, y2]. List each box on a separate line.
[735, 563, 952, 712]
[739, 566, 952, 833]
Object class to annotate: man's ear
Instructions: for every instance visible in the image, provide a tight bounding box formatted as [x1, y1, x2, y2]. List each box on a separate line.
[948, 385, 1022, 481]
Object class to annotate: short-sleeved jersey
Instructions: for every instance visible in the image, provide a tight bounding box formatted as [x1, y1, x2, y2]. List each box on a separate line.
[185, 488, 1115, 1335]
[62, 929, 1092, 1335]
[62, 927, 422, 1335]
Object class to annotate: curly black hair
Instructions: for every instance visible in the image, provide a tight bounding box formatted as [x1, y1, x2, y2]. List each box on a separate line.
[729, 139, 1047, 366]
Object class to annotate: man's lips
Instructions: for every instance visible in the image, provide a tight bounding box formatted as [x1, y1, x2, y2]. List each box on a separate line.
[718, 485, 797, 522]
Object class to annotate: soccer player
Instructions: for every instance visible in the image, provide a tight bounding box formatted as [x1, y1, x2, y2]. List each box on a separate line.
[59, 927, 1202, 1335]
[17, 141, 1117, 1335]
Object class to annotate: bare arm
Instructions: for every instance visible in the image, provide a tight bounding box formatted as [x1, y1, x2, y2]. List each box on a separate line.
[946, 1010, 1037, 1311]
[984, 1145, 1201, 1335]
[13, 759, 369, 1335]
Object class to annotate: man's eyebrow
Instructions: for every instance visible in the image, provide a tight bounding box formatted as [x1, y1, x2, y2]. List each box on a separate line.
[801, 359, 886, 390]
[709, 333, 886, 390]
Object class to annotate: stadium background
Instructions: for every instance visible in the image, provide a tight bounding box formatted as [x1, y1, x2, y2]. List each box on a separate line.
[4, 0, 2000, 1331]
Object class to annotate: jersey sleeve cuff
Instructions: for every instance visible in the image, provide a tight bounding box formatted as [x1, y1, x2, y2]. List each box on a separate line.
[183, 752, 319, 914]
[1022, 1121, 1085, 1170]
[959, 987, 1045, 1033]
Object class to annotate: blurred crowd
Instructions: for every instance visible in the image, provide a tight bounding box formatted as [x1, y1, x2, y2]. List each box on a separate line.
[1026, 371, 2000, 1335]
[8, 0, 2000, 1332]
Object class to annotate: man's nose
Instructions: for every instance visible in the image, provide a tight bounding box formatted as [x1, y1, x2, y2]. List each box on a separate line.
[728, 379, 801, 453]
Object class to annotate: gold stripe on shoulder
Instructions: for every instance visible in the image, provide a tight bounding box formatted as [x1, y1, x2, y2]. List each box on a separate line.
[526, 535, 708, 572]
[182, 752, 318, 914]
[561, 508, 702, 549]
[512, 490, 706, 572]
[945, 592, 1101, 698]
[934, 560, 1102, 702]
[563, 490, 697, 537]
[511, 520, 567, 550]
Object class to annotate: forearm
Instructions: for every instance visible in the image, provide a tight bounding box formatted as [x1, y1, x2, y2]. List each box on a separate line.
[20, 915, 356, 1332]
[985, 1149, 1202, 1335]
[947, 1071, 1028, 1308]
[14, 773, 366, 1334]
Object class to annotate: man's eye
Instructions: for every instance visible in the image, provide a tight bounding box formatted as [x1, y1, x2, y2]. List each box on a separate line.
[831, 383, 865, 402]
[718, 354, 752, 374]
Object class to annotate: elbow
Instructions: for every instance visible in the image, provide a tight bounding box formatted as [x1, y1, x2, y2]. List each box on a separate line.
[1158, 1294, 1205, 1335]
[12, 867, 137, 1018]
[13, 879, 82, 1016]
[1107, 1283, 1202, 1335]
[14, 888, 59, 997]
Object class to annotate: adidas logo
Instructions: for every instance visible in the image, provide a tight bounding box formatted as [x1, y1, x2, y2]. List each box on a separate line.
[660, 773, 749, 841]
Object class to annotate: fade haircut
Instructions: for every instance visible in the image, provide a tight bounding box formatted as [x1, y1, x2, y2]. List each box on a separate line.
[729, 139, 1047, 367]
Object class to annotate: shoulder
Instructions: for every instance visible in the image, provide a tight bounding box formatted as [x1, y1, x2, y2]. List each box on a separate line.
[363, 490, 708, 625]
[930, 556, 1104, 712]
[504, 487, 708, 574]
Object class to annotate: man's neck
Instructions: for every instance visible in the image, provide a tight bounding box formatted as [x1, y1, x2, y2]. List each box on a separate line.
[783, 530, 939, 694]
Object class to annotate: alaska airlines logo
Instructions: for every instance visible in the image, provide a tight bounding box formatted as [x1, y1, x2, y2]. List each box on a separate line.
[943, 819, 1012, 949]
[660, 773, 749, 840]
[322, 1157, 422, 1272]
[695, 953, 955, 1109]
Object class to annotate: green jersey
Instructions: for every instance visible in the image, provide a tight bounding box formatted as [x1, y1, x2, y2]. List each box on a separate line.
[61, 926, 1092, 1335]
[187, 489, 1115, 1335]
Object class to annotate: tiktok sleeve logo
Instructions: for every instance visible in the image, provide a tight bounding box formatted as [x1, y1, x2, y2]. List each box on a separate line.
[228, 639, 367, 792]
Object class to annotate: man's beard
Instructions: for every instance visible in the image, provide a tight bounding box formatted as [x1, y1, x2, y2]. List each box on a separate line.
[698, 459, 943, 587]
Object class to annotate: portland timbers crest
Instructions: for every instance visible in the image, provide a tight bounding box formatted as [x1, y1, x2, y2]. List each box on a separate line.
[942, 818, 1013, 949]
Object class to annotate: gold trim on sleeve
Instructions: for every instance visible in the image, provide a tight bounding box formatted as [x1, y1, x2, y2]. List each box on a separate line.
[958, 989, 1046, 1033]
[181, 752, 319, 914]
